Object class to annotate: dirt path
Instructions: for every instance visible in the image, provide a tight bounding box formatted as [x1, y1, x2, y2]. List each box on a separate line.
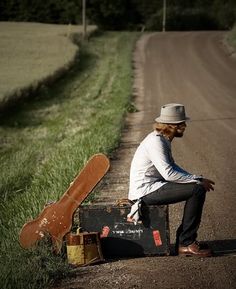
[53, 32, 236, 289]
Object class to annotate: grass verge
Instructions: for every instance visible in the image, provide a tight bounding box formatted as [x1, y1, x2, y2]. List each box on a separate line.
[0, 31, 138, 289]
[226, 24, 236, 52]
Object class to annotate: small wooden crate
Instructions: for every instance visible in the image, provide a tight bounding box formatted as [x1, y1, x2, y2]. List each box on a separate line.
[66, 231, 104, 266]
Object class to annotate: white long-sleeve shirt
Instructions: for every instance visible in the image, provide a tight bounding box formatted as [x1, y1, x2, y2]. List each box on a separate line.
[128, 131, 201, 200]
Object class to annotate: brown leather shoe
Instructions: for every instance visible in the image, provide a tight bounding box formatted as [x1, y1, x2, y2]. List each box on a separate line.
[178, 241, 212, 257]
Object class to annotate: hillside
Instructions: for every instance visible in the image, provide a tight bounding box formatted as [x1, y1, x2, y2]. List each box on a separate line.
[0, 22, 96, 108]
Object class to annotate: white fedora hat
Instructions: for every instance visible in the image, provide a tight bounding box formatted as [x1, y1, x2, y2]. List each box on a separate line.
[155, 103, 190, 124]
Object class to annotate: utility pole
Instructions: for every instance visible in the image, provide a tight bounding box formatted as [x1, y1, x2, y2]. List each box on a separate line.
[82, 0, 87, 39]
[162, 0, 166, 32]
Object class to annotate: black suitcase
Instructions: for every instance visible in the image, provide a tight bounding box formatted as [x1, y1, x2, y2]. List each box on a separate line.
[79, 203, 170, 258]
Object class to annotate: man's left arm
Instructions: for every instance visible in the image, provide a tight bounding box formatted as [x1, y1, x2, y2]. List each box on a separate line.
[174, 163, 215, 191]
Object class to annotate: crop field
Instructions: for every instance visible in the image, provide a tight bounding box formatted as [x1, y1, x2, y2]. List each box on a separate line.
[0, 22, 96, 106]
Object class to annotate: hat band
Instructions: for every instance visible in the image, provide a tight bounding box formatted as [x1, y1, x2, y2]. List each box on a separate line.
[160, 114, 186, 121]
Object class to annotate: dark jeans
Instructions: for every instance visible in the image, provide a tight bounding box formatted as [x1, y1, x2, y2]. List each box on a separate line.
[142, 182, 206, 246]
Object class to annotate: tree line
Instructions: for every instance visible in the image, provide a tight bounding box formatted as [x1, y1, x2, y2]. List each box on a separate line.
[0, 0, 235, 30]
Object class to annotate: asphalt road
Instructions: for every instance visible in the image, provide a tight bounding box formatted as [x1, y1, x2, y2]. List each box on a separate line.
[54, 32, 236, 289]
[137, 31, 236, 249]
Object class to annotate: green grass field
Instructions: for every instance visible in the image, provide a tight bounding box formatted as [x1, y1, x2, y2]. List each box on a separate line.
[0, 30, 138, 289]
[0, 22, 96, 106]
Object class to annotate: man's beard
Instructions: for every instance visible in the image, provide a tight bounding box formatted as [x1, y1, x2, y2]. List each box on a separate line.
[174, 130, 184, 137]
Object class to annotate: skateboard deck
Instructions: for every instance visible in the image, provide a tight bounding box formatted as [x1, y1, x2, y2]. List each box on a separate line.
[19, 153, 110, 252]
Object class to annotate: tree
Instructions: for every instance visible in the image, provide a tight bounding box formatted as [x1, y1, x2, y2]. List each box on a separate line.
[0, 0, 235, 30]
[211, 0, 236, 29]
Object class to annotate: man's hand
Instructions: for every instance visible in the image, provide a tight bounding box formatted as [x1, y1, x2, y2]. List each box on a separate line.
[202, 178, 215, 192]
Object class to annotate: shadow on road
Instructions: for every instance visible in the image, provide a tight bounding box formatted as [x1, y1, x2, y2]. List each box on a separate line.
[208, 239, 236, 256]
